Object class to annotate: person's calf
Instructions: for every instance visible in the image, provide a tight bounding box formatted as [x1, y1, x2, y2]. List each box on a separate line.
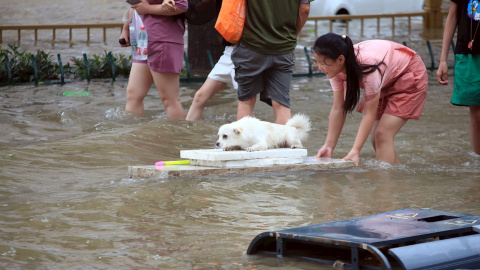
[470, 106, 480, 154]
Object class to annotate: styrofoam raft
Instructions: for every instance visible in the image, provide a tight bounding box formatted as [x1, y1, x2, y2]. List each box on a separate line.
[180, 148, 308, 168]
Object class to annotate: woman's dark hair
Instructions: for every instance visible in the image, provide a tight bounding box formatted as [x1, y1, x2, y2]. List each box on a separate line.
[312, 33, 385, 113]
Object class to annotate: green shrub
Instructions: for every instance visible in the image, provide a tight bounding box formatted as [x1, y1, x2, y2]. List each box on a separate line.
[34, 50, 62, 81]
[0, 44, 70, 83]
[70, 51, 132, 80]
[1, 44, 35, 83]
[114, 53, 132, 78]
[0, 44, 133, 85]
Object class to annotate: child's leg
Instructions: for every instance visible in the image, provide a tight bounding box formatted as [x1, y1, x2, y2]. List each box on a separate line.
[372, 114, 408, 164]
[151, 71, 185, 120]
[125, 62, 154, 115]
[470, 106, 480, 154]
[186, 78, 226, 121]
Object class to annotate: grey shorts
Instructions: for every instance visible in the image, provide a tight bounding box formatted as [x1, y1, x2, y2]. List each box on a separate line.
[231, 43, 294, 107]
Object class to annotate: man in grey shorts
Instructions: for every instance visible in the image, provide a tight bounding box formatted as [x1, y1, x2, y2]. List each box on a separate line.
[231, 0, 312, 124]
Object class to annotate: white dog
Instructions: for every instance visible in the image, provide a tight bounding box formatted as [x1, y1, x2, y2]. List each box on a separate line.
[216, 114, 311, 152]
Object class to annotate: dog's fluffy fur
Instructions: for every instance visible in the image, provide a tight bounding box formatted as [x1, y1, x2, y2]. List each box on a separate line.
[216, 114, 311, 152]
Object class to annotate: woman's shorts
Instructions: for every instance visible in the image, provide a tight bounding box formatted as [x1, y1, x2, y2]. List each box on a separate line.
[363, 53, 428, 120]
[452, 54, 480, 106]
[231, 43, 294, 107]
[208, 45, 238, 89]
[133, 42, 184, 74]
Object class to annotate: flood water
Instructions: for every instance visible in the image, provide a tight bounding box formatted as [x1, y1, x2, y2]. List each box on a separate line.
[1, 1, 479, 270]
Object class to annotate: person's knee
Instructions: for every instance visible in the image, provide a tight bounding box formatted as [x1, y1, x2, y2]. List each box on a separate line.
[239, 97, 256, 106]
[237, 98, 256, 111]
[471, 106, 480, 120]
[160, 96, 173, 107]
[126, 85, 135, 97]
[126, 86, 144, 103]
[237, 99, 256, 120]
[373, 126, 391, 147]
[193, 90, 207, 105]
[272, 101, 291, 124]
[161, 95, 182, 109]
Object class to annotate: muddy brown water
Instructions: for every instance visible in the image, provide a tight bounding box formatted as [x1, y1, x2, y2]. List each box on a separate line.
[1, 1, 479, 269]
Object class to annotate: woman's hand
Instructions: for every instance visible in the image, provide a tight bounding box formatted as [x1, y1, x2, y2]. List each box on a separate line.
[162, 0, 177, 12]
[119, 35, 130, 47]
[131, 0, 150, 15]
[342, 149, 360, 166]
[315, 145, 334, 158]
[133, 0, 180, 15]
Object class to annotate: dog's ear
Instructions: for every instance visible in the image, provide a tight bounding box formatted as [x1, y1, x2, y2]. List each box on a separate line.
[233, 127, 243, 135]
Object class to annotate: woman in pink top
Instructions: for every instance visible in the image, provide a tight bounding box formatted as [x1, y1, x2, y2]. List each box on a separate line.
[312, 33, 428, 166]
[120, 0, 188, 119]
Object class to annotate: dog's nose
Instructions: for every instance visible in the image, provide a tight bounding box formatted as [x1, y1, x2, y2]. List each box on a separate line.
[215, 141, 220, 148]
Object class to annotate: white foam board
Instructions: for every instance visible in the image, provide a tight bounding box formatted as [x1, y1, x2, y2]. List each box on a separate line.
[180, 148, 307, 161]
[128, 157, 355, 179]
[190, 157, 304, 168]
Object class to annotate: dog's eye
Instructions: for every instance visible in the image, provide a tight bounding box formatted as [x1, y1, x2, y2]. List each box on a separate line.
[223, 134, 228, 139]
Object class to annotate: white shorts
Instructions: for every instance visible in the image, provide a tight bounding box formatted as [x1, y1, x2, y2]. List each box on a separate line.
[207, 45, 238, 89]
